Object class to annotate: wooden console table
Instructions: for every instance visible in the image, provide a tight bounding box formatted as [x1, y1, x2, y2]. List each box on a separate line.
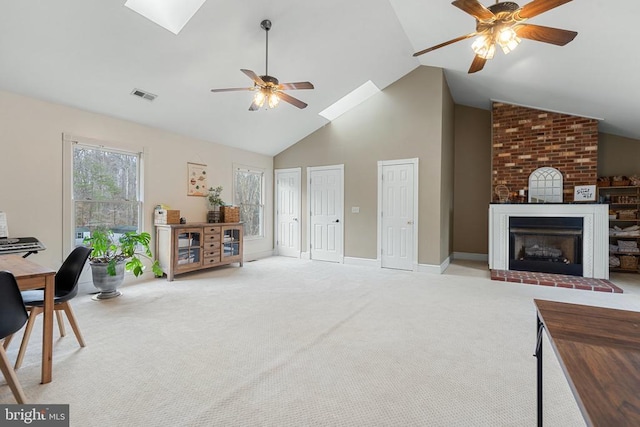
[534, 299, 640, 426]
[155, 223, 243, 281]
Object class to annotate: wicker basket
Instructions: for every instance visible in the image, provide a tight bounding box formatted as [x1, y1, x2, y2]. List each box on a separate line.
[597, 177, 610, 187]
[612, 179, 631, 187]
[620, 255, 639, 270]
[221, 206, 240, 223]
[618, 210, 637, 220]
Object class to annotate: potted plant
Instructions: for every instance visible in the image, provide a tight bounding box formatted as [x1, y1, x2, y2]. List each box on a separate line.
[83, 228, 163, 299]
[207, 185, 225, 223]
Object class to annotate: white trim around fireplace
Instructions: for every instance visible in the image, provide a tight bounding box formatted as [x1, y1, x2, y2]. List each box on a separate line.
[488, 204, 609, 279]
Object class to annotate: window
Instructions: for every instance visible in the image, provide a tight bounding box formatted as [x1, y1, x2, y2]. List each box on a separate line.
[528, 167, 563, 203]
[234, 166, 264, 239]
[72, 144, 142, 245]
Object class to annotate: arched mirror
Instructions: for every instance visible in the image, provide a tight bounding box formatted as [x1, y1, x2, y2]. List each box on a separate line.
[528, 167, 563, 203]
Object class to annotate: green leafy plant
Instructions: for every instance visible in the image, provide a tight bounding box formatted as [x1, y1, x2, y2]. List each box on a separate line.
[83, 228, 163, 277]
[207, 185, 225, 208]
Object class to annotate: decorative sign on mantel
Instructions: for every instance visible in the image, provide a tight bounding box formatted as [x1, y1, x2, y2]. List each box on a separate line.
[574, 185, 596, 202]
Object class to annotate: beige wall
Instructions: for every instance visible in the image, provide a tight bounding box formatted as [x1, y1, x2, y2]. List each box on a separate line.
[598, 133, 640, 177]
[453, 105, 491, 255]
[440, 77, 455, 261]
[0, 89, 273, 276]
[274, 65, 452, 266]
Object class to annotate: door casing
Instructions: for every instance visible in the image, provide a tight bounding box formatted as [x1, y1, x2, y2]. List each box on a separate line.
[307, 165, 344, 263]
[377, 158, 419, 270]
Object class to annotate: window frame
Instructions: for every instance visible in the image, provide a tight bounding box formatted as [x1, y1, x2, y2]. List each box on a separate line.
[233, 164, 265, 240]
[63, 134, 147, 258]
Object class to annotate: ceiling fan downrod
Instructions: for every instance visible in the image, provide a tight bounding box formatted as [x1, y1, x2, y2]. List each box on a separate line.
[261, 19, 272, 77]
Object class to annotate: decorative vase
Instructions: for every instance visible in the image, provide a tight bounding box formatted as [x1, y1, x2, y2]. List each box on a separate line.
[207, 206, 222, 223]
[90, 260, 125, 300]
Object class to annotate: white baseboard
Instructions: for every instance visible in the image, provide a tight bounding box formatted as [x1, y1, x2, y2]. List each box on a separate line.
[453, 252, 488, 262]
[343, 257, 381, 268]
[417, 256, 450, 274]
[244, 249, 275, 262]
[301, 251, 310, 260]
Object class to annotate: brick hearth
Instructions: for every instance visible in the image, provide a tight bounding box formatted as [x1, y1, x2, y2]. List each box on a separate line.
[491, 270, 623, 293]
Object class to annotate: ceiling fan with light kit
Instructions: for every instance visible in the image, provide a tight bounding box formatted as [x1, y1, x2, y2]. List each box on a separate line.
[211, 19, 314, 110]
[413, 0, 577, 73]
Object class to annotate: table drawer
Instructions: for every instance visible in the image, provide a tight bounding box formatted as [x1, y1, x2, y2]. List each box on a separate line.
[203, 226, 221, 235]
[203, 241, 221, 251]
[204, 233, 221, 243]
[203, 255, 221, 265]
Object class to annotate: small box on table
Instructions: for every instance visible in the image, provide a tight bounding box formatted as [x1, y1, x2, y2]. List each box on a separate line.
[154, 209, 180, 225]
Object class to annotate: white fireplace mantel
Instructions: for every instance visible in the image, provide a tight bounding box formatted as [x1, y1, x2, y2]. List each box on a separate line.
[489, 204, 609, 279]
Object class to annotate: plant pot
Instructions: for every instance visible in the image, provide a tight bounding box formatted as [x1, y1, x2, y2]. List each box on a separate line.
[207, 210, 222, 223]
[90, 260, 125, 300]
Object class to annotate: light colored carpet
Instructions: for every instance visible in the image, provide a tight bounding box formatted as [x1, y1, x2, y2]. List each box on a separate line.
[2, 257, 640, 426]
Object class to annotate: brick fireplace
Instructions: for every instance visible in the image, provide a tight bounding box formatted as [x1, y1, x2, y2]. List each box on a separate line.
[492, 102, 599, 200]
[489, 102, 608, 279]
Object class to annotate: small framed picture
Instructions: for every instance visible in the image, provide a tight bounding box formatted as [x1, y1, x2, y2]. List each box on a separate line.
[187, 162, 208, 196]
[573, 185, 596, 202]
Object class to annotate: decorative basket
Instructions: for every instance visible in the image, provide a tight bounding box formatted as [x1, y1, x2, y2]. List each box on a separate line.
[221, 206, 240, 223]
[612, 178, 630, 187]
[618, 210, 637, 220]
[597, 177, 610, 187]
[620, 255, 639, 270]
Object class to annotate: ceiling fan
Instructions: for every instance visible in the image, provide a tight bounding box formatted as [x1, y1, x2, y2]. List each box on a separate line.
[413, 0, 578, 73]
[211, 19, 314, 111]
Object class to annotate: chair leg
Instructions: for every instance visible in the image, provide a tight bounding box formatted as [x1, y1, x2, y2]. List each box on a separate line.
[15, 306, 43, 370]
[56, 310, 66, 337]
[61, 303, 85, 348]
[3, 334, 13, 350]
[0, 346, 26, 403]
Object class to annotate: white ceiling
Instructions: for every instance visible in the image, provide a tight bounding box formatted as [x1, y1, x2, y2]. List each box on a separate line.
[1, 1, 637, 156]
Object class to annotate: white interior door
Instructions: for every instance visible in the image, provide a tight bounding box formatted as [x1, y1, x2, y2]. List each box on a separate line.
[380, 160, 417, 270]
[275, 168, 301, 257]
[308, 165, 343, 263]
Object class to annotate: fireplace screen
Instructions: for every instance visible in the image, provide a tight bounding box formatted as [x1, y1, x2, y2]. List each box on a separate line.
[509, 217, 583, 276]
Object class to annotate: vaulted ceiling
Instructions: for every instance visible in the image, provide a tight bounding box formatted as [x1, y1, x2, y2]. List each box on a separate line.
[0, 1, 637, 156]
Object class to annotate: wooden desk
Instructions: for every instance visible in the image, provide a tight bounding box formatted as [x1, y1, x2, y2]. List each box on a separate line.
[0, 255, 55, 384]
[534, 299, 640, 426]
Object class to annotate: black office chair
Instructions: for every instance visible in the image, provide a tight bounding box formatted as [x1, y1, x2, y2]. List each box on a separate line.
[0, 271, 29, 403]
[14, 246, 92, 370]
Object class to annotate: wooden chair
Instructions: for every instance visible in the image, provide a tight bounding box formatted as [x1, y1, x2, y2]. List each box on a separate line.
[0, 271, 29, 403]
[14, 246, 92, 369]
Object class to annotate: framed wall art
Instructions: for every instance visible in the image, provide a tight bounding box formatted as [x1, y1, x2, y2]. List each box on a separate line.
[187, 162, 208, 196]
[573, 185, 596, 202]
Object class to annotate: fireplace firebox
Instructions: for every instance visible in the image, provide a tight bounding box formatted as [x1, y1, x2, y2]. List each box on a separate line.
[509, 217, 583, 276]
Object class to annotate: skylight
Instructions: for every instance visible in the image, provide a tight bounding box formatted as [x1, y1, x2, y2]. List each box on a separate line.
[124, 0, 206, 35]
[319, 80, 380, 122]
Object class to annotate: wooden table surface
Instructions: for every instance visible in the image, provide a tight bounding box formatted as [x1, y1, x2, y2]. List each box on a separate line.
[535, 299, 640, 426]
[0, 255, 56, 384]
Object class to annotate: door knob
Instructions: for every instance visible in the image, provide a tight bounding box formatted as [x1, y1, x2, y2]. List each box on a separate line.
[407, 220, 414, 225]
[293, 218, 298, 222]
[334, 219, 340, 223]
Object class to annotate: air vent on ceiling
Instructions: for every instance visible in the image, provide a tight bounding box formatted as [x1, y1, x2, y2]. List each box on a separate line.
[131, 88, 157, 101]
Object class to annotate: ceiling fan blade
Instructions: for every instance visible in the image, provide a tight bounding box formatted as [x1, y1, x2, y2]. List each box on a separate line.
[241, 69, 266, 86]
[518, 0, 572, 19]
[468, 55, 486, 74]
[248, 100, 261, 111]
[515, 24, 577, 46]
[452, 0, 495, 20]
[413, 32, 477, 57]
[211, 87, 252, 93]
[278, 91, 308, 109]
[279, 82, 314, 90]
